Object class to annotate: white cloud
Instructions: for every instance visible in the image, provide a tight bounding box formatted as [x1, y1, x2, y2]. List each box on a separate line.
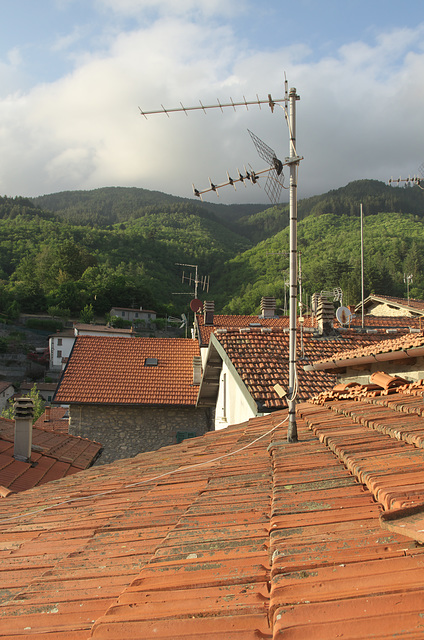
[0, 14, 423, 203]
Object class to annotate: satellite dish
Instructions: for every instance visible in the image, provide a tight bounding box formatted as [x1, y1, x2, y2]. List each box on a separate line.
[190, 299, 203, 312]
[336, 306, 353, 325]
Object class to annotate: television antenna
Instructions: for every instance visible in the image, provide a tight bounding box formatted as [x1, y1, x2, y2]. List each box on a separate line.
[140, 80, 302, 442]
[388, 162, 424, 190]
[404, 273, 413, 305]
[174, 263, 210, 300]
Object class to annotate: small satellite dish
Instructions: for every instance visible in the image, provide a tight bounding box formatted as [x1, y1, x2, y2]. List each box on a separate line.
[336, 306, 353, 325]
[190, 299, 203, 312]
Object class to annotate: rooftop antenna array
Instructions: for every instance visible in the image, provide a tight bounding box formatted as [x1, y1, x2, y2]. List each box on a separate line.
[389, 162, 424, 190]
[140, 79, 302, 442]
[174, 263, 210, 300]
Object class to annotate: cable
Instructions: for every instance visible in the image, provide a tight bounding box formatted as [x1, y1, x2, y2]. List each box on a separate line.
[0, 414, 289, 525]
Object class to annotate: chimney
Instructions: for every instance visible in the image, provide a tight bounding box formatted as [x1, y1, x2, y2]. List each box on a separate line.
[317, 296, 335, 335]
[193, 356, 202, 385]
[14, 397, 34, 462]
[44, 406, 51, 422]
[260, 296, 276, 318]
[203, 301, 214, 326]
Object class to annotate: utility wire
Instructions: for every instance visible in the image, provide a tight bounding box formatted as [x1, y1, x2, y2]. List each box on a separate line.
[0, 414, 289, 525]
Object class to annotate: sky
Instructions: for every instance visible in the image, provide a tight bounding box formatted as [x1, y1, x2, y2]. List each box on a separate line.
[0, 0, 423, 204]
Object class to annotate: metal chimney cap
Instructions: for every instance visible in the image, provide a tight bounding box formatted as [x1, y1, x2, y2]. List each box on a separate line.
[14, 397, 35, 418]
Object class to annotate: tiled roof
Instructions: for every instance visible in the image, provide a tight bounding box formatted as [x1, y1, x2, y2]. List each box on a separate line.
[212, 327, 395, 405]
[0, 417, 102, 493]
[0, 381, 13, 394]
[307, 330, 424, 371]
[3, 378, 424, 636]
[54, 336, 200, 406]
[196, 314, 311, 347]
[358, 294, 424, 314]
[75, 323, 135, 335]
[339, 314, 422, 328]
[33, 406, 70, 434]
[196, 312, 419, 346]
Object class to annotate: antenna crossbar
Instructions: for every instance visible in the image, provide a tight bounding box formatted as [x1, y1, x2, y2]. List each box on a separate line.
[193, 165, 278, 201]
[139, 95, 285, 118]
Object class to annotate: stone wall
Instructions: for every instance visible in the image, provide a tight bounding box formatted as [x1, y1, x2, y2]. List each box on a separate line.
[69, 404, 212, 464]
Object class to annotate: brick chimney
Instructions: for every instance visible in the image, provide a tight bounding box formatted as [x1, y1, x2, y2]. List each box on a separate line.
[203, 301, 214, 326]
[260, 296, 276, 318]
[317, 296, 335, 335]
[44, 406, 51, 422]
[14, 397, 34, 462]
[192, 356, 202, 385]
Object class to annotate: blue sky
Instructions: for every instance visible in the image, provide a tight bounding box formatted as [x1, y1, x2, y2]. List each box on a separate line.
[0, 0, 423, 202]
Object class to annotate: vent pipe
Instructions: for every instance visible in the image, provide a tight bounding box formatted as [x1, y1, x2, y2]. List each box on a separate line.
[14, 397, 34, 462]
[193, 356, 202, 385]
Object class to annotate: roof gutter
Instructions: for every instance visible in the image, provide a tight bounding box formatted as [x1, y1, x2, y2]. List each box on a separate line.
[304, 345, 424, 372]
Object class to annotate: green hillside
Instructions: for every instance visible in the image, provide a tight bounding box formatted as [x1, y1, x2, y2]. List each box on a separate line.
[0, 180, 423, 323]
[215, 209, 424, 313]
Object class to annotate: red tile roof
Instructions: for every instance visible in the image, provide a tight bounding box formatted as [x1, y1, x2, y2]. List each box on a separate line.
[196, 312, 420, 346]
[358, 294, 424, 315]
[33, 406, 70, 433]
[0, 417, 102, 493]
[54, 336, 201, 406]
[211, 327, 396, 405]
[307, 330, 424, 372]
[2, 379, 424, 636]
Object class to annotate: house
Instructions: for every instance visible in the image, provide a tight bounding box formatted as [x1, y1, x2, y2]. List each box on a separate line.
[196, 325, 407, 430]
[110, 306, 157, 324]
[2, 376, 424, 637]
[356, 294, 424, 318]
[194, 300, 422, 366]
[53, 336, 211, 463]
[20, 381, 58, 404]
[33, 405, 70, 433]
[0, 381, 14, 413]
[49, 324, 135, 371]
[304, 329, 424, 385]
[0, 410, 102, 495]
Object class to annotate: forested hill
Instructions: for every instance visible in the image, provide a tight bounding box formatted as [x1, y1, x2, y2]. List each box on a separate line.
[234, 179, 424, 242]
[31, 186, 266, 228]
[0, 179, 422, 323]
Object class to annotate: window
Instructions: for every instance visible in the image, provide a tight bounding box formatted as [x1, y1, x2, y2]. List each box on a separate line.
[57, 338, 62, 346]
[57, 350, 62, 358]
[121, 311, 125, 317]
[176, 431, 197, 444]
[135, 312, 139, 318]
[144, 357, 158, 366]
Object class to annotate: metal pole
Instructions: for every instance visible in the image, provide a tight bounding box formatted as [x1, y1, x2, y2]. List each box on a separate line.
[360, 203, 365, 330]
[287, 87, 299, 443]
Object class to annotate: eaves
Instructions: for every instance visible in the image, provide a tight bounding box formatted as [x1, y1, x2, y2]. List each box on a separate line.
[196, 333, 260, 416]
[304, 345, 424, 373]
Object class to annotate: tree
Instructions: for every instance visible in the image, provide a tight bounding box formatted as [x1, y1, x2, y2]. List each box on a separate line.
[2, 383, 45, 423]
[80, 303, 94, 324]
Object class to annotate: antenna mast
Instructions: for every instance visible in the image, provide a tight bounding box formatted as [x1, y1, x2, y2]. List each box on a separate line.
[141, 82, 302, 442]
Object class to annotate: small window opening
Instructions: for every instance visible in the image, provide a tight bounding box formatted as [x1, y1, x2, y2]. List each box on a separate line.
[144, 357, 158, 366]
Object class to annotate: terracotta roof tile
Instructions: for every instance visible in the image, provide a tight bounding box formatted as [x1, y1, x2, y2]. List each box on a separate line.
[0, 417, 102, 493]
[3, 382, 424, 636]
[214, 328, 394, 405]
[54, 336, 200, 406]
